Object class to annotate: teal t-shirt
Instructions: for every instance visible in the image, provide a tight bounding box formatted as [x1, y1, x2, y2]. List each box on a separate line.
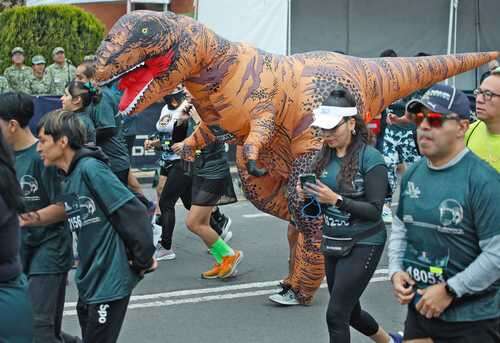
[319, 145, 387, 245]
[61, 157, 138, 304]
[77, 108, 96, 145]
[397, 151, 500, 322]
[14, 144, 72, 275]
[92, 86, 130, 173]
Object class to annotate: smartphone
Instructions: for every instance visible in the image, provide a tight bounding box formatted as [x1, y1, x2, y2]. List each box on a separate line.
[299, 173, 317, 188]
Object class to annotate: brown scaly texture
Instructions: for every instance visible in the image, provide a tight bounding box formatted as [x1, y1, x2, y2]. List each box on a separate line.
[95, 11, 499, 303]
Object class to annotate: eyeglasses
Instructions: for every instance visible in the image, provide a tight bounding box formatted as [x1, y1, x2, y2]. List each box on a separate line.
[473, 88, 500, 101]
[320, 119, 347, 135]
[414, 112, 460, 128]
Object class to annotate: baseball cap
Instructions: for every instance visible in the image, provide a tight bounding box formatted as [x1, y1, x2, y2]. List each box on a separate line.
[31, 55, 46, 65]
[406, 84, 471, 119]
[52, 47, 65, 56]
[311, 106, 357, 129]
[11, 47, 25, 55]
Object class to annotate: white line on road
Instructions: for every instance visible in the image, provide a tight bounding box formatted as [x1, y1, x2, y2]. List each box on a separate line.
[242, 213, 271, 218]
[63, 273, 389, 316]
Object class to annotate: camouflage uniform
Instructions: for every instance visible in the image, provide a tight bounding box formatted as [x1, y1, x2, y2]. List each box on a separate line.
[24, 72, 51, 95]
[3, 65, 31, 92]
[0, 76, 11, 93]
[46, 62, 76, 95]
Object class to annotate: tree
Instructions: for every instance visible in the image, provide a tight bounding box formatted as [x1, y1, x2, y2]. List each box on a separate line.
[0, 5, 105, 72]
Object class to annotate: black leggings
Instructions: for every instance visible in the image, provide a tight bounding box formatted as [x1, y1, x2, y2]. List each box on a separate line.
[159, 161, 193, 250]
[325, 244, 384, 343]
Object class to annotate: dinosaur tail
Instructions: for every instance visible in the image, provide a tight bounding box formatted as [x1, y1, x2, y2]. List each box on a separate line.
[347, 51, 499, 120]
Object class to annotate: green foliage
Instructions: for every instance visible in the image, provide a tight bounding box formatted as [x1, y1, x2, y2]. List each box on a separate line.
[0, 5, 105, 73]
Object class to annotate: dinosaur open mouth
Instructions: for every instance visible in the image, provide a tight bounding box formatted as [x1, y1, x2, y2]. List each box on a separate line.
[105, 48, 176, 115]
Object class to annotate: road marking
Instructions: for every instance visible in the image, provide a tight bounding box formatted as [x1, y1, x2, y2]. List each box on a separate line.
[242, 213, 271, 218]
[63, 271, 389, 315]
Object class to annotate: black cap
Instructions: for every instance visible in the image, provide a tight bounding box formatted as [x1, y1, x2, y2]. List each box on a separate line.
[406, 84, 471, 119]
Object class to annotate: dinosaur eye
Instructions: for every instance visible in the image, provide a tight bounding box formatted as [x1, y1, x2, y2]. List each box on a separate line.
[141, 27, 149, 35]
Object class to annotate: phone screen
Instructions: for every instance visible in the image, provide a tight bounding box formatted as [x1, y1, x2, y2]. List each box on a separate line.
[299, 173, 317, 188]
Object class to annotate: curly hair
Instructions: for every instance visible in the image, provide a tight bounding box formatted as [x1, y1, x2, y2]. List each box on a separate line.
[313, 88, 369, 193]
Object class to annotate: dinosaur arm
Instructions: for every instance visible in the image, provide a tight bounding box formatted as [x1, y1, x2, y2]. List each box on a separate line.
[243, 112, 275, 176]
[181, 121, 216, 160]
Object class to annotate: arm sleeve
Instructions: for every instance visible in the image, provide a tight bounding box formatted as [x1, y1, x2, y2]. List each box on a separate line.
[96, 127, 118, 143]
[447, 236, 500, 297]
[338, 164, 388, 222]
[109, 197, 155, 271]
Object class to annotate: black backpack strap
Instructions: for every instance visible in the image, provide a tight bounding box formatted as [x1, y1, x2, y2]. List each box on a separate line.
[466, 121, 482, 147]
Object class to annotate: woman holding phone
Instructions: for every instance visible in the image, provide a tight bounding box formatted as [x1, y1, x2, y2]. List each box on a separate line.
[297, 88, 401, 343]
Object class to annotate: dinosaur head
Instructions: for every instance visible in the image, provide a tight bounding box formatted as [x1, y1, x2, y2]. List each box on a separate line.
[95, 10, 190, 115]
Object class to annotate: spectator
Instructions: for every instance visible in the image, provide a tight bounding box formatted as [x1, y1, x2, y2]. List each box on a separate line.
[0, 75, 10, 93]
[3, 47, 31, 93]
[480, 59, 499, 84]
[24, 55, 51, 95]
[466, 66, 500, 171]
[46, 47, 76, 96]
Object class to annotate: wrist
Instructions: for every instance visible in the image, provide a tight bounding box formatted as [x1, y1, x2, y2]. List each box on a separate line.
[444, 282, 457, 299]
[334, 195, 343, 208]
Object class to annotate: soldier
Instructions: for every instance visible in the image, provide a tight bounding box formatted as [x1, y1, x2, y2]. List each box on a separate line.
[3, 47, 31, 93]
[0, 76, 10, 93]
[24, 55, 50, 95]
[46, 47, 76, 96]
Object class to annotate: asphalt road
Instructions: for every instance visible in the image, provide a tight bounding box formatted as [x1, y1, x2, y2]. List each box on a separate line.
[62, 187, 407, 343]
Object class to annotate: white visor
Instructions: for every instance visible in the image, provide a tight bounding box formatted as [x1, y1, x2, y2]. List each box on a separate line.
[311, 106, 358, 129]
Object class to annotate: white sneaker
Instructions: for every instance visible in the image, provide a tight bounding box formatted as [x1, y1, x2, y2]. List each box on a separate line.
[220, 216, 232, 242]
[382, 204, 393, 224]
[268, 289, 300, 306]
[156, 244, 176, 261]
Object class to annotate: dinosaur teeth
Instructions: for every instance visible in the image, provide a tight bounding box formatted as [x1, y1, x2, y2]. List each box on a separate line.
[119, 79, 153, 116]
[100, 61, 146, 86]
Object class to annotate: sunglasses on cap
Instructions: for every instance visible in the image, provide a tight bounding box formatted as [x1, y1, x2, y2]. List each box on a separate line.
[414, 112, 460, 128]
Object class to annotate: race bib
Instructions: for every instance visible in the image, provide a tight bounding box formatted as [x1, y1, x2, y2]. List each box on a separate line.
[403, 243, 449, 288]
[62, 193, 83, 233]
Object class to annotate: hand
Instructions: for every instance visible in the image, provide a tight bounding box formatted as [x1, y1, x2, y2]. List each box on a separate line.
[415, 283, 453, 319]
[144, 140, 153, 150]
[132, 257, 158, 277]
[391, 271, 416, 305]
[295, 180, 305, 201]
[171, 142, 184, 155]
[303, 180, 339, 205]
[18, 212, 40, 227]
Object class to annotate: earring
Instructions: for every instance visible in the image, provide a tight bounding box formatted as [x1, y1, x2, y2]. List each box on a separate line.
[351, 128, 356, 135]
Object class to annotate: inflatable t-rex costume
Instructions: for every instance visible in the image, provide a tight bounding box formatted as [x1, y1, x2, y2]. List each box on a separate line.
[95, 10, 499, 303]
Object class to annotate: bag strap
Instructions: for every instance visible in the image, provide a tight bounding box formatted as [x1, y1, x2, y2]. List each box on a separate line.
[466, 121, 481, 147]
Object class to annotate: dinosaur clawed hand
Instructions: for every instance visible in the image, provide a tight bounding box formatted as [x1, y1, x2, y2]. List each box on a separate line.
[247, 160, 268, 177]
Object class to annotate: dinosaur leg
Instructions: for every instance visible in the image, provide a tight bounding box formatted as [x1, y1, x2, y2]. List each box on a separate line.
[235, 145, 290, 220]
[282, 152, 325, 305]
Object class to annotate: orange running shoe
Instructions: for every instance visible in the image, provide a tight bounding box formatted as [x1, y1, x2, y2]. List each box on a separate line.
[218, 250, 244, 279]
[201, 263, 222, 279]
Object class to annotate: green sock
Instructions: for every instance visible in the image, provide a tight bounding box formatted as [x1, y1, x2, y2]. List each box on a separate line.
[209, 238, 234, 264]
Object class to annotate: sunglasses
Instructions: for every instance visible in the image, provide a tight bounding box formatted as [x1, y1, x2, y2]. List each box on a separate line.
[414, 112, 460, 128]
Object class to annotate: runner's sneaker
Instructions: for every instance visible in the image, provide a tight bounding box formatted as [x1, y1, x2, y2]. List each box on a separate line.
[155, 243, 176, 261]
[382, 204, 393, 224]
[202, 263, 222, 279]
[389, 332, 403, 343]
[268, 288, 300, 306]
[218, 250, 243, 278]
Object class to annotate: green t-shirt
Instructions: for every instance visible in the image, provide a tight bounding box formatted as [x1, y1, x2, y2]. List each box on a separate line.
[397, 151, 500, 322]
[77, 107, 96, 145]
[61, 157, 138, 304]
[91, 87, 130, 173]
[465, 120, 500, 172]
[319, 145, 387, 245]
[14, 143, 72, 275]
